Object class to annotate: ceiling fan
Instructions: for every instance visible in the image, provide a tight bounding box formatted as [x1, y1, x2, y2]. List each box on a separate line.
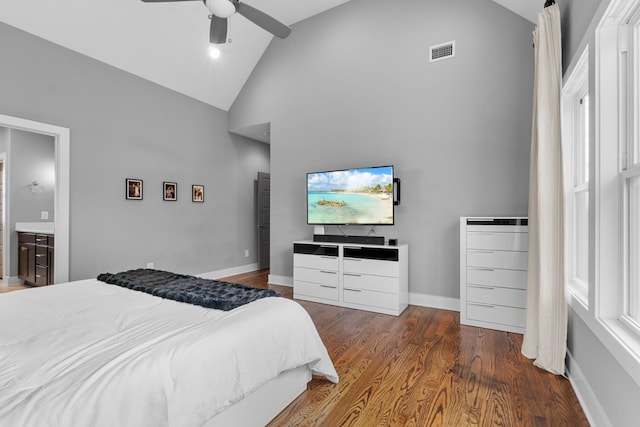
[141, 0, 292, 44]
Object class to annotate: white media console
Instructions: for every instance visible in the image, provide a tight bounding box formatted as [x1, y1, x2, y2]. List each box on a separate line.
[293, 240, 409, 316]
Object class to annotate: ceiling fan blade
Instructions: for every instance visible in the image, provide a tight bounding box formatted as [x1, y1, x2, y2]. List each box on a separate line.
[236, 2, 291, 39]
[210, 15, 228, 44]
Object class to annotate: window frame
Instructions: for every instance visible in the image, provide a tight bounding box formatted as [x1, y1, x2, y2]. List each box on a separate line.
[591, 0, 640, 385]
[562, 47, 590, 307]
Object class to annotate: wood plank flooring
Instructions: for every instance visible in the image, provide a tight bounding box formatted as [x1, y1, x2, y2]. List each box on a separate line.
[222, 270, 589, 427]
[0, 284, 29, 293]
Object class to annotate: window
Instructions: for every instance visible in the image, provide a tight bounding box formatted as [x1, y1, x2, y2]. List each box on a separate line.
[629, 175, 640, 323]
[562, 48, 589, 306]
[622, 8, 640, 327]
[596, 0, 640, 361]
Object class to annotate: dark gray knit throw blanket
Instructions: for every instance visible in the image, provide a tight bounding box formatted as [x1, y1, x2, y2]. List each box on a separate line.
[97, 269, 280, 311]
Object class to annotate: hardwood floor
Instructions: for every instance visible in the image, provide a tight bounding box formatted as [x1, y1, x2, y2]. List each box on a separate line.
[221, 270, 589, 427]
[0, 284, 29, 293]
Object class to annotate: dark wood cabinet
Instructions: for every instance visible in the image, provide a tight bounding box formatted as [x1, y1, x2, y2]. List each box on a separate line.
[18, 232, 55, 286]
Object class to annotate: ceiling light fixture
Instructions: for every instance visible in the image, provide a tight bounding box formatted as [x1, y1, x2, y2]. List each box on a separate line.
[208, 45, 221, 59]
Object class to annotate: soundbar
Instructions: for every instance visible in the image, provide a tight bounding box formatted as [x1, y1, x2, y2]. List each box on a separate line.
[313, 234, 385, 245]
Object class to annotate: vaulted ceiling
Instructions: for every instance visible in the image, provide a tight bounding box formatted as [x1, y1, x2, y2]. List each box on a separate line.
[0, 0, 541, 112]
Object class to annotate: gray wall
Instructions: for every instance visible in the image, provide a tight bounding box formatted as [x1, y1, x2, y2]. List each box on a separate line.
[560, 0, 640, 425]
[0, 128, 7, 152]
[6, 129, 56, 276]
[8, 129, 55, 224]
[230, 0, 534, 300]
[0, 22, 270, 280]
[558, 0, 601, 72]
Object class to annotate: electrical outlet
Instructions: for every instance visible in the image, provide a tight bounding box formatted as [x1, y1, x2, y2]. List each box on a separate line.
[146, 262, 154, 269]
[244, 249, 249, 258]
[41, 211, 49, 220]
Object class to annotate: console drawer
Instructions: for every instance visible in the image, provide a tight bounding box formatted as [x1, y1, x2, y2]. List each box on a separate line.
[294, 280, 339, 301]
[343, 258, 398, 277]
[294, 253, 339, 271]
[293, 267, 338, 286]
[343, 272, 397, 293]
[343, 288, 398, 310]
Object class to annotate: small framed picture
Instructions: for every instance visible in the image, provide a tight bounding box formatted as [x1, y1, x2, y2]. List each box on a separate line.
[126, 179, 143, 200]
[192, 185, 204, 203]
[163, 182, 177, 201]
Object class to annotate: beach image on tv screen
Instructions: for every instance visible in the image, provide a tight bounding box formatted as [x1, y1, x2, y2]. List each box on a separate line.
[307, 166, 393, 224]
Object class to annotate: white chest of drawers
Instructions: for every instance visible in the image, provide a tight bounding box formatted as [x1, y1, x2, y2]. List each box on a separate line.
[460, 217, 528, 334]
[293, 241, 409, 316]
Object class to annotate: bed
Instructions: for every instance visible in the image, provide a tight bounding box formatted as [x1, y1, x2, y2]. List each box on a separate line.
[0, 275, 338, 426]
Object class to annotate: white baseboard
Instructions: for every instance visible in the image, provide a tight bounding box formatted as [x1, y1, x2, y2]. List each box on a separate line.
[409, 292, 460, 312]
[269, 277, 459, 310]
[197, 263, 259, 280]
[268, 274, 293, 287]
[566, 349, 610, 427]
[2, 276, 24, 286]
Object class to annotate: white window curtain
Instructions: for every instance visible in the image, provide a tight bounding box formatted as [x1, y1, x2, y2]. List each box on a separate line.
[522, 2, 567, 375]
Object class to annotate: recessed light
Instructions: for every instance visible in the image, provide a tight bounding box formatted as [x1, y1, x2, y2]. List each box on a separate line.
[208, 46, 221, 59]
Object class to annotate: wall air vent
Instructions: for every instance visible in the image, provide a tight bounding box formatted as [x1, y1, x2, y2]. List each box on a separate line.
[430, 41, 456, 62]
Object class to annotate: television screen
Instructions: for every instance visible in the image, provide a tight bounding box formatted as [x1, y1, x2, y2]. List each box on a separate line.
[307, 165, 394, 225]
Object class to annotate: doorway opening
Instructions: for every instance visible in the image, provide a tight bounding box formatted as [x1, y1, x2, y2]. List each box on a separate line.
[0, 114, 70, 286]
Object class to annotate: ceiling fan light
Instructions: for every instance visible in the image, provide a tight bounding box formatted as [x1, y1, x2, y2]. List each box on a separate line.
[208, 45, 221, 59]
[206, 0, 237, 18]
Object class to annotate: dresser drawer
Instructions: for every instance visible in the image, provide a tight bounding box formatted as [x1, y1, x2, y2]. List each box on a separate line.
[467, 250, 528, 270]
[467, 232, 528, 251]
[18, 233, 36, 244]
[467, 285, 526, 308]
[35, 265, 49, 286]
[343, 258, 399, 277]
[343, 272, 398, 293]
[294, 280, 339, 301]
[343, 288, 399, 310]
[34, 234, 50, 245]
[293, 267, 338, 286]
[466, 302, 526, 328]
[467, 267, 527, 290]
[35, 246, 48, 266]
[294, 253, 339, 271]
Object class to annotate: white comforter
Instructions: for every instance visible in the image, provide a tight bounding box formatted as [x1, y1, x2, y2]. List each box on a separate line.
[0, 279, 338, 427]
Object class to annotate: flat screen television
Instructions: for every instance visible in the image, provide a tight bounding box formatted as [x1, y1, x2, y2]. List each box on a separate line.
[307, 165, 394, 225]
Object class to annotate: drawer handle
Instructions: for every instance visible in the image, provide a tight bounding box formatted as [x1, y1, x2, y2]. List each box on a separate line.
[468, 302, 495, 308]
[35, 274, 42, 278]
[469, 285, 495, 290]
[320, 285, 337, 289]
[345, 258, 363, 262]
[36, 238, 47, 242]
[320, 270, 337, 275]
[344, 288, 362, 293]
[36, 254, 46, 258]
[469, 250, 495, 254]
[471, 268, 495, 272]
[320, 256, 337, 259]
[344, 273, 362, 277]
